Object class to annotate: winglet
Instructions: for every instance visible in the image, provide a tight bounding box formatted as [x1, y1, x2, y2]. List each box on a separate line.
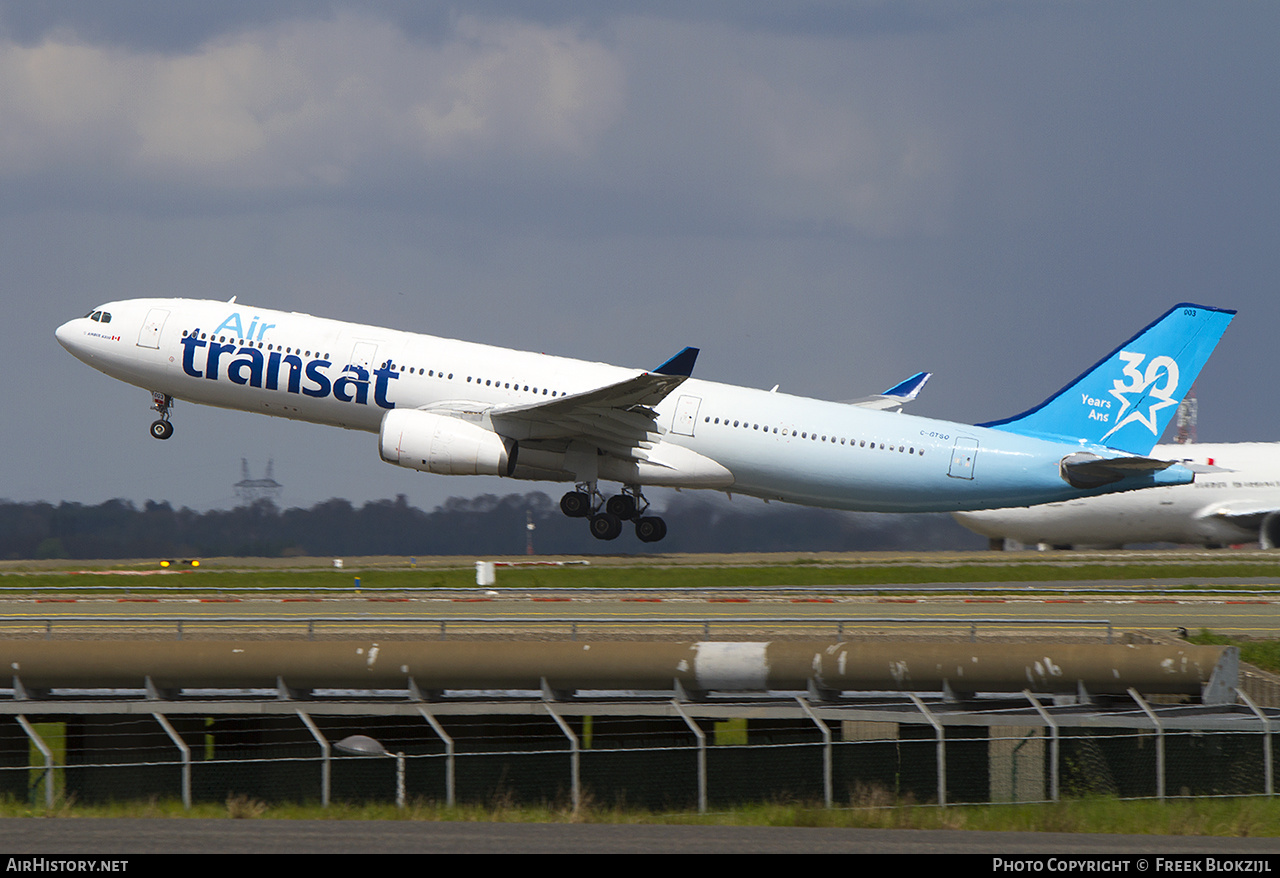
[881, 371, 931, 402]
[653, 346, 699, 377]
[844, 371, 932, 410]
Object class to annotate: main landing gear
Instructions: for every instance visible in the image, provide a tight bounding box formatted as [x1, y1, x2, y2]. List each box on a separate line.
[149, 392, 174, 440]
[560, 484, 667, 543]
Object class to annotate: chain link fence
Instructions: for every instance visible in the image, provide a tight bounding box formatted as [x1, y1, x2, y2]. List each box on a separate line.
[4, 709, 1277, 811]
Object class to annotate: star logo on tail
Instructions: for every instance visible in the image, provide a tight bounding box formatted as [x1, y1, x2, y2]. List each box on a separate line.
[1101, 351, 1180, 442]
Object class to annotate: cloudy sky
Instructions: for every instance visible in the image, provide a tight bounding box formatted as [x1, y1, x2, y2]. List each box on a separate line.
[5, 1, 1278, 512]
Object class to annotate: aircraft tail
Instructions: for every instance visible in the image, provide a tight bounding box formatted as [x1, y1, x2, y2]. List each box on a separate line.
[979, 303, 1235, 455]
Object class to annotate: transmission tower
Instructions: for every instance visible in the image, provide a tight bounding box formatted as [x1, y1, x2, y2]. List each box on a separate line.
[1173, 390, 1198, 445]
[234, 458, 283, 505]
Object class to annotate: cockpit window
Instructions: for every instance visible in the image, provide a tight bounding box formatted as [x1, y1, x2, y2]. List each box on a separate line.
[88, 310, 101, 321]
[99, 312, 111, 323]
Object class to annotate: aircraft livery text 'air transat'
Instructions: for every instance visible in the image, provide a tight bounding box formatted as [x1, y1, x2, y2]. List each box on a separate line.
[56, 299, 1234, 542]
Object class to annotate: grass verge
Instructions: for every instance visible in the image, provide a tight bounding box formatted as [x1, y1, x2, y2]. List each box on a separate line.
[5, 794, 1280, 836]
[1189, 629, 1280, 674]
[2, 558, 1280, 594]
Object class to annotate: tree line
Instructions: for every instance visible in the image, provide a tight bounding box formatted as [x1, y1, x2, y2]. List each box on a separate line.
[0, 492, 982, 560]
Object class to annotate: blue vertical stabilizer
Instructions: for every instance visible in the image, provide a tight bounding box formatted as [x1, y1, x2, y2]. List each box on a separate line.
[979, 304, 1235, 455]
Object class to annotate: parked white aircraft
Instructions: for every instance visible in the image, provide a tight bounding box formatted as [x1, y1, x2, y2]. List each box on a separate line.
[954, 442, 1280, 549]
[56, 300, 1233, 542]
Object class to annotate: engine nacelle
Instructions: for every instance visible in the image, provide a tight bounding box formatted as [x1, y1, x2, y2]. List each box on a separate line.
[1261, 512, 1280, 551]
[379, 409, 517, 477]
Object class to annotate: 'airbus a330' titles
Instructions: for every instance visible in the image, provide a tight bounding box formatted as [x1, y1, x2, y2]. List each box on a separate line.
[56, 299, 1234, 543]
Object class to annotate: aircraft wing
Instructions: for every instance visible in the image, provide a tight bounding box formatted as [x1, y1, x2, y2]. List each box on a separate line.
[487, 347, 699, 459]
[1198, 501, 1280, 529]
[843, 372, 931, 411]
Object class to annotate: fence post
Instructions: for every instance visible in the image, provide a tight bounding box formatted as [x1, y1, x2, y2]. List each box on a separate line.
[16, 716, 54, 809]
[1023, 690, 1060, 802]
[1237, 689, 1272, 797]
[908, 694, 946, 807]
[297, 710, 330, 807]
[672, 701, 707, 813]
[153, 713, 191, 810]
[797, 696, 832, 807]
[544, 703, 580, 813]
[417, 706, 455, 807]
[1129, 688, 1164, 801]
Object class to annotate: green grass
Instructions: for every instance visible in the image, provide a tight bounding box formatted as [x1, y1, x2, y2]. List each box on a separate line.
[2, 557, 1280, 594]
[6, 793, 1280, 836]
[1188, 629, 1280, 674]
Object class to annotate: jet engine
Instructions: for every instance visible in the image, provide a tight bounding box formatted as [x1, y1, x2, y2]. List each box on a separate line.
[379, 409, 517, 477]
[1261, 512, 1280, 551]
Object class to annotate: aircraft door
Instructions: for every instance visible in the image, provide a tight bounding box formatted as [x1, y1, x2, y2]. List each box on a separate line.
[948, 437, 979, 480]
[137, 308, 170, 349]
[671, 395, 702, 436]
[349, 341, 378, 370]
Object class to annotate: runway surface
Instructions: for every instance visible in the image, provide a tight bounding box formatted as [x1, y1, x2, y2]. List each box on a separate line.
[1, 579, 1279, 638]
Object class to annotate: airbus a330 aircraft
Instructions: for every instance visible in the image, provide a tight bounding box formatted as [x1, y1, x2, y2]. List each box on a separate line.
[954, 442, 1280, 550]
[56, 299, 1233, 542]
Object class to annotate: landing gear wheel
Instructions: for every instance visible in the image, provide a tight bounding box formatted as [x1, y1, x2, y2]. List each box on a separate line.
[589, 512, 623, 541]
[605, 494, 637, 520]
[150, 419, 174, 440]
[560, 491, 592, 518]
[635, 516, 667, 543]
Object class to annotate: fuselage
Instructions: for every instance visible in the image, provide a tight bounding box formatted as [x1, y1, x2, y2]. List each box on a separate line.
[954, 443, 1280, 547]
[56, 297, 1196, 514]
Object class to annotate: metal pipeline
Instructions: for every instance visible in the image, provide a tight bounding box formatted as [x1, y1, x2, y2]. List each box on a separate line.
[0, 640, 1235, 698]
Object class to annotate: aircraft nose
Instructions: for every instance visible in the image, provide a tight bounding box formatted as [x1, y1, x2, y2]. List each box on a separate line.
[54, 319, 76, 351]
[55, 317, 91, 359]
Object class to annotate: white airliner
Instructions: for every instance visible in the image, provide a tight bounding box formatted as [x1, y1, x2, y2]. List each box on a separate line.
[56, 299, 1233, 542]
[954, 442, 1280, 550]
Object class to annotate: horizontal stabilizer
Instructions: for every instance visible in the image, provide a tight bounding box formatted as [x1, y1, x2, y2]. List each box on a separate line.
[1059, 452, 1178, 490]
[1180, 462, 1234, 474]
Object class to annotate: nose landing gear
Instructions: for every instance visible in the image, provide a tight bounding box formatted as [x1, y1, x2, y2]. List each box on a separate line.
[149, 392, 174, 440]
